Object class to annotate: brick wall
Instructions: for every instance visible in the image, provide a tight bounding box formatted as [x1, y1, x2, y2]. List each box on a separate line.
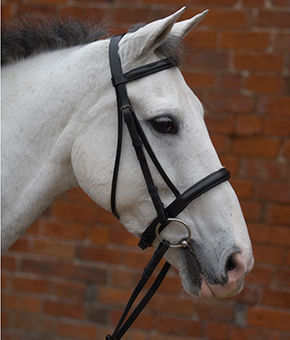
[1, 0, 290, 339]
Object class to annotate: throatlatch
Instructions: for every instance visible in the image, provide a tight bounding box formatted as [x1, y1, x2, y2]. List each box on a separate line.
[107, 34, 231, 340]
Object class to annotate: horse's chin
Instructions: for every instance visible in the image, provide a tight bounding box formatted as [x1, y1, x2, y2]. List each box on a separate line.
[181, 273, 245, 300]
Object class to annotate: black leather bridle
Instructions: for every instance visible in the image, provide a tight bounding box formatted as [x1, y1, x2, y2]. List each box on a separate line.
[106, 34, 231, 340]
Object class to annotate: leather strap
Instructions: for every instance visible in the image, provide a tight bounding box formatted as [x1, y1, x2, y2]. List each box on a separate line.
[139, 167, 230, 249]
[109, 34, 178, 220]
[106, 241, 171, 340]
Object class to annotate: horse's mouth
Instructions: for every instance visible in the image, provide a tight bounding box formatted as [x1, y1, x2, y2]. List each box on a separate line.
[180, 240, 246, 299]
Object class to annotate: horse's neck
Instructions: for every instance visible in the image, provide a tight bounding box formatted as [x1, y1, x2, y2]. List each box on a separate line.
[1, 41, 110, 253]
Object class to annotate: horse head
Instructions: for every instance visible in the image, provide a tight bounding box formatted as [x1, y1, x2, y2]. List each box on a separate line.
[71, 8, 254, 299]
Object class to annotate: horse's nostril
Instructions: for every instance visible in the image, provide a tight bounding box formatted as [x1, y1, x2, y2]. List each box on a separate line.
[226, 255, 236, 272]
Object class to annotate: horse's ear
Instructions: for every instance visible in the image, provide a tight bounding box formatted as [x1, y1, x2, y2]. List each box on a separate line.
[119, 7, 186, 64]
[171, 10, 209, 39]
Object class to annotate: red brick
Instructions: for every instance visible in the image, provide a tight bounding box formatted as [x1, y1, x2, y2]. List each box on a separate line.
[77, 246, 122, 264]
[266, 204, 290, 225]
[60, 7, 104, 21]
[232, 137, 279, 158]
[1, 331, 24, 340]
[1, 273, 8, 289]
[219, 156, 239, 175]
[265, 117, 290, 137]
[275, 33, 290, 52]
[246, 75, 284, 94]
[248, 307, 290, 331]
[206, 322, 230, 340]
[16, 4, 57, 17]
[13, 314, 54, 333]
[184, 72, 216, 89]
[253, 244, 284, 265]
[26, 221, 39, 235]
[233, 283, 260, 305]
[255, 182, 290, 203]
[112, 311, 154, 331]
[2, 255, 17, 270]
[123, 250, 153, 268]
[53, 281, 86, 301]
[211, 134, 228, 154]
[64, 187, 95, 206]
[1, 5, 13, 21]
[235, 115, 262, 136]
[203, 93, 255, 113]
[272, 0, 290, 4]
[112, 269, 139, 289]
[230, 179, 253, 199]
[12, 277, 50, 293]
[240, 201, 262, 221]
[284, 140, 290, 159]
[21, 258, 107, 283]
[239, 159, 288, 180]
[230, 327, 280, 340]
[2, 294, 41, 313]
[286, 250, 290, 265]
[43, 221, 86, 240]
[107, 7, 155, 25]
[235, 53, 283, 72]
[189, 50, 229, 69]
[157, 315, 202, 337]
[205, 114, 234, 134]
[31, 239, 76, 258]
[183, 0, 237, 4]
[262, 289, 290, 308]
[243, 0, 265, 5]
[89, 225, 110, 245]
[57, 321, 97, 339]
[248, 224, 290, 247]
[218, 73, 243, 92]
[147, 294, 194, 316]
[197, 304, 234, 322]
[9, 239, 29, 253]
[204, 9, 249, 28]
[264, 96, 290, 116]
[257, 10, 290, 28]
[109, 228, 138, 246]
[98, 286, 132, 306]
[221, 31, 270, 50]
[53, 201, 98, 224]
[252, 264, 273, 285]
[186, 30, 217, 49]
[44, 300, 84, 319]
[276, 268, 290, 287]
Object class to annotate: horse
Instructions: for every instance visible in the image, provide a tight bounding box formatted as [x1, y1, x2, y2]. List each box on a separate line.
[1, 8, 254, 302]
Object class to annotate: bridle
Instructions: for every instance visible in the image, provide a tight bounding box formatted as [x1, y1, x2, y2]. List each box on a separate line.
[106, 34, 231, 340]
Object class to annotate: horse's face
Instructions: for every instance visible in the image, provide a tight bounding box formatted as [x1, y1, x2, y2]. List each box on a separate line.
[72, 9, 254, 299]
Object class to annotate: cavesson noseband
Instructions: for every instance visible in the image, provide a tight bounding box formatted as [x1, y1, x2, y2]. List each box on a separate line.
[106, 34, 231, 340]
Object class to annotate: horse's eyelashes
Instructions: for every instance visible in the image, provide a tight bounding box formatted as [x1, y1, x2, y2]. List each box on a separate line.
[151, 116, 178, 134]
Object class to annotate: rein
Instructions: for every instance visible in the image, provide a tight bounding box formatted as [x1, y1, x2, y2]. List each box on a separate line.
[106, 34, 231, 340]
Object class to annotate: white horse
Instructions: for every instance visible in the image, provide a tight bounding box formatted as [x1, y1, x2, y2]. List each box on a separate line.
[1, 8, 254, 299]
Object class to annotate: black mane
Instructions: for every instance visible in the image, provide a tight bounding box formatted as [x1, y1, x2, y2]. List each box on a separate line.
[1, 16, 186, 66]
[1, 16, 109, 65]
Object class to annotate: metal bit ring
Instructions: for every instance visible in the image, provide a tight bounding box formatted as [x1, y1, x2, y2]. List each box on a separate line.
[155, 218, 191, 248]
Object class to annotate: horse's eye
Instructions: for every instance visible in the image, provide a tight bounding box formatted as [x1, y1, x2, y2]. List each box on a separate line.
[151, 116, 177, 134]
